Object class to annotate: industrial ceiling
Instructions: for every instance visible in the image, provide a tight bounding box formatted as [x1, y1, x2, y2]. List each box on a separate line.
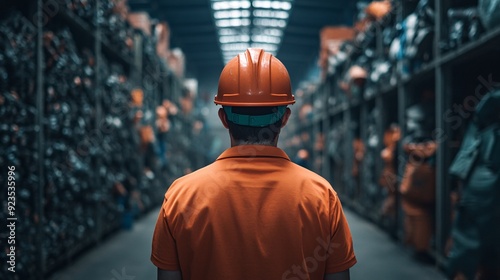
[128, 0, 357, 95]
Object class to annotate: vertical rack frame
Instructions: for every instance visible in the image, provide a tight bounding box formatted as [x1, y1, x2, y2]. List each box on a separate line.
[36, 0, 45, 277]
[93, 0, 104, 243]
[322, 79, 331, 177]
[434, 0, 452, 265]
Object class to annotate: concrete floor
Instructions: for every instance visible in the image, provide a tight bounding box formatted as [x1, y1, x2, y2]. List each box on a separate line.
[50, 207, 446, 280]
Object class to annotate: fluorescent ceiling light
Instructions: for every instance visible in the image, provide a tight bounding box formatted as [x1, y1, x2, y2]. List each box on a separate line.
[250, 43, 278, 51]
[254, 28, 283, 37]
[218, 28, 240, 36]
[212, 0, 293, 64]
[253, 9, 289, 19]
[253, 18, 287, 28]
[216, 18, 251, 27]
[221, 43, 250, 51]
[212, 1, 251, 10]
[252, 1, 292, 10]
[214, 10, 251, 19]
[251, 34, 281, 44]
[219, 35, 251, 43]
[224, 51, 241, 56]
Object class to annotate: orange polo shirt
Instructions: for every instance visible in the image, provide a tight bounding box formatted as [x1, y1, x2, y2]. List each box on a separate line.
[151, 145, 356, 280]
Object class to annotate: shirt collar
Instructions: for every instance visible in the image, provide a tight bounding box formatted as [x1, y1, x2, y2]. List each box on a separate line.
[217, 145, 291, 161]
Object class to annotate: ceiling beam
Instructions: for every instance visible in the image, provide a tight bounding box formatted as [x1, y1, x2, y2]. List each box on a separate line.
[185, 52, 222, 60]
[173, 35, 218, 44]
[128, 3, 151, 11]
[282, 37, 318, 46]
[292, 0, 344, 10]
[285, 25, 323, 36]
[128, 0, 150, 3]
[158, 4, 210, 10]
[171, 25, 216, 35]
[181, 44, 220, 53]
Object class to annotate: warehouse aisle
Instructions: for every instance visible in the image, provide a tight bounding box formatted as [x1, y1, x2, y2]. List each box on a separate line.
[50, 207, 446, 280]
[346, 210, 445, 280]
[49, 210, 159, 280]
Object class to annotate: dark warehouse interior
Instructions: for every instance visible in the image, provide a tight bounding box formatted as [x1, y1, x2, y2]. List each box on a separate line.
[1, 0, 500, 279]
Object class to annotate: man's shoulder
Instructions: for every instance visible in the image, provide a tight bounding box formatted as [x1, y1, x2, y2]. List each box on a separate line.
[165, 163, 220, 195]
[285, 161, 338, 198]
[288, 161, 331, 185]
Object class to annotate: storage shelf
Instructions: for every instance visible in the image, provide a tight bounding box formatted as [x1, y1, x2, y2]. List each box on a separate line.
[290, 1, 500, 274]
[101, 37, 134, 67]
[329, 102, 349, 116]
[56, 8, 95, 43]
[379, 82, 398, 97]
[19, 1, 187, 277]
[299, 121, 313, 130]
[312, 111, 324, 123]
[440, 25, 500, 67]
[56, 8, 134, 68]
[349, 98, 361, 109]
[401, 60, 437, 86]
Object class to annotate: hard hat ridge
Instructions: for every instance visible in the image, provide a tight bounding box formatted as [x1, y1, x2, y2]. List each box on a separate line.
[239, 48, 270, 98]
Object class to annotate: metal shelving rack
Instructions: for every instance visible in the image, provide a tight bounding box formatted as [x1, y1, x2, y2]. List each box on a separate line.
[24, 1, 186, 278]
[35, 0, 45, 276]
[434, 0, 453, 265]
[291, 0, 500, 268]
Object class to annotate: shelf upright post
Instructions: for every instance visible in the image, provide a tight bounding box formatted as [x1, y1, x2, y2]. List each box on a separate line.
[435, 0, 452, 264]
[133, 33, 143, 94]
[94, 0, 103, 243]
[322, 89, 327, 178]
[343, 105, 353, 204]
[375, 94, 385, 204]
[375, 20, 384, 58]
[396, 78, 406, 240]
[374, 11, 386, 214]
[171, 75, 178, 102]
[322, 78, 331, 179]
[394, 0, 405, 241]
[36, 0, 46, 277]
[312, 88, 320, 174]
[161, 64, 170, 103]
[360, 95, 368, 208]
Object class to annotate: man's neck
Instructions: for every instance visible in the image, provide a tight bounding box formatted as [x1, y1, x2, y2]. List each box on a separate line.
[230, 141, 278, 147]
[230, 137, 279, 147]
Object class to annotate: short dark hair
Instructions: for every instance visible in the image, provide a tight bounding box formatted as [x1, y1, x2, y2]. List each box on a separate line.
[225, 106, 284, 144]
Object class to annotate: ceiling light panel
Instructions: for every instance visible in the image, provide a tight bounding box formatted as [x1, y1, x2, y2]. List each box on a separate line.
[214, 10, 251, 19]
[253, 18, 287, 28]
[252, 1, 292, 10]
[216, 18, 251, 27]
[212, 1, 251, 10]
[218, 28, 243, 36]
[253, 9, 289, 19]
[221, 43, 250, 51]
[256, 28, 283, 36]
[251, 34, 281, 44]
[250, 43, 278, 51]
[211, 0, 293, 63]
[219, 35, 251, 43]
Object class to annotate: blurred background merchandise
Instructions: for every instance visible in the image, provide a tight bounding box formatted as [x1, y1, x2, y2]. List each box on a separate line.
[0, 0, 213, 279]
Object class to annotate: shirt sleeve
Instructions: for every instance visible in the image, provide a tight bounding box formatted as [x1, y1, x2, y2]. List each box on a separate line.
[151, 199, 181, 271]
[325, 192, 357, 273]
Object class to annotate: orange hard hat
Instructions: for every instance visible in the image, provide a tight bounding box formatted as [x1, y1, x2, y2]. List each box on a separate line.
[214, 48, 295, 107]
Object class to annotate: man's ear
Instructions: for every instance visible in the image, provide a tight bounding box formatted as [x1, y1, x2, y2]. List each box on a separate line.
[218, 108, 229, 129]
[280, 108, 292, 128]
